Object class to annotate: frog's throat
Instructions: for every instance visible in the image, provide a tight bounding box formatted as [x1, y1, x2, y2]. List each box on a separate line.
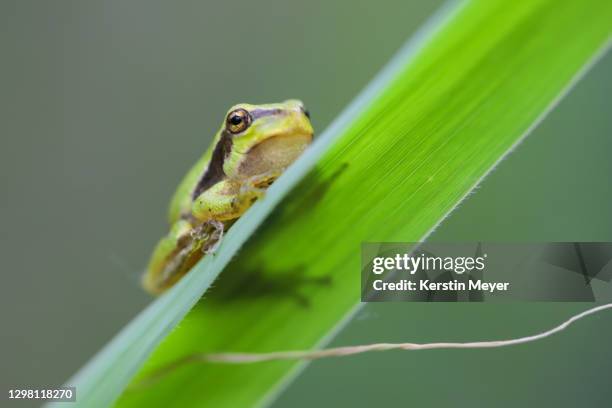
[236, 133, 312, 177]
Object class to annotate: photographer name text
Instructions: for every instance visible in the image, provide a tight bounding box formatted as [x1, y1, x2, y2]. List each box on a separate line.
[370, 253, 509, 293]
[372, 279, 510, 293]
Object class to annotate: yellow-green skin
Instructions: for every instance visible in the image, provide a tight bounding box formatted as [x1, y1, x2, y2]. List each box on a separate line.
[143, 100, 313, 294]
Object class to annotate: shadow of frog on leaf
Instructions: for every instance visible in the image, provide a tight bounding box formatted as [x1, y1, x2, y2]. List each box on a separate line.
[206, 265, 332, 307]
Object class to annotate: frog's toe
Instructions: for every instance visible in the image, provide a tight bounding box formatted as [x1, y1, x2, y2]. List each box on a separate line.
[201, 219, 225, 254]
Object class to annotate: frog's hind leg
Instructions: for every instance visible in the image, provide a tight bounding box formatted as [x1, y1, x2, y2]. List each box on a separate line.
[142, 219, 204, 295]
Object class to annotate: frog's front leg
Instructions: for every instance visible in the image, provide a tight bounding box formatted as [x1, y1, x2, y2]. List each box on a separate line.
[238, 170, 283, 197]
[192, 219, 225, 254]
[191, 174, 282, 250]
[192, 178, 262, 222]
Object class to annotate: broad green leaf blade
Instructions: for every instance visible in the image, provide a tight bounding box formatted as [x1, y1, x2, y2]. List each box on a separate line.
[56, 0, 611, 407]
[118, 0, 611, 407]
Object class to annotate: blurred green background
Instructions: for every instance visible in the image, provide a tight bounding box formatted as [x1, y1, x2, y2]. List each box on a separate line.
[1, 1, 610, 407]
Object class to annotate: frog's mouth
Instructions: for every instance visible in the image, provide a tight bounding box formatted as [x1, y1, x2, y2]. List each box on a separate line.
[237, 132, 313, 176]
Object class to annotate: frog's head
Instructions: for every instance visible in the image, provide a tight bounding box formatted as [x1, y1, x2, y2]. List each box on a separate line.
[221, 100, 314, 178]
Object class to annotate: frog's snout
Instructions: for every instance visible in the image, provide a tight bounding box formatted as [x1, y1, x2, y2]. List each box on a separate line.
[294, 99, 310, 119]
[300, 105, 311, 119]
[284, 99, 310, 120]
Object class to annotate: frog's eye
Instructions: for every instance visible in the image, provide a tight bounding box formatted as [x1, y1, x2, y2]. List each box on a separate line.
[226, 109, 252, 134]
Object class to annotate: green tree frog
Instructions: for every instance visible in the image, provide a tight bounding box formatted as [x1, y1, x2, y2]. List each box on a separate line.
[142, 100, 314, 295]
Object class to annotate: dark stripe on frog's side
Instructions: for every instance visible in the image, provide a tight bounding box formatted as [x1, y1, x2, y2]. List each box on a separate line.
[191, 129, 233, 200]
